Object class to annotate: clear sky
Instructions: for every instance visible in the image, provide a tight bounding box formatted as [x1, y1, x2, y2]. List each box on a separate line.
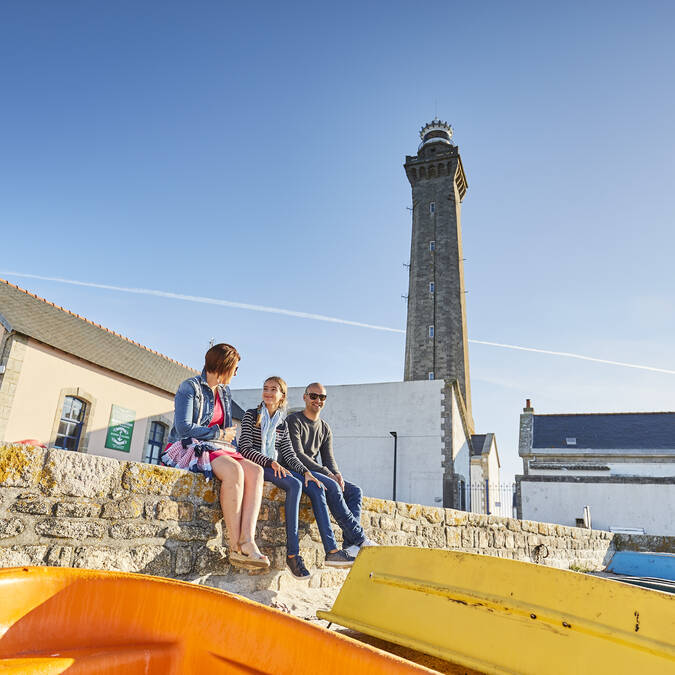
[2, 1, 674, 482]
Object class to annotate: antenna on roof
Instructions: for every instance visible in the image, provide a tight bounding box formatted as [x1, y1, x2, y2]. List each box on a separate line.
[208, 338, 215, 348]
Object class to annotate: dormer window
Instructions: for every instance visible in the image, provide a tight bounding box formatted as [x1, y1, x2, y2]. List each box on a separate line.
[429, 202, 435, 214]
[429, 241, 436, 252]
[429, 282, 435, 293]
[565, 438, 577, 446]
[428, 325, 434, 338]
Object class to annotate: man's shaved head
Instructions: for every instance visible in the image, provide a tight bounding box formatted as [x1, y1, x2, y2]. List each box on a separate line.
[304, 382, 325, 394]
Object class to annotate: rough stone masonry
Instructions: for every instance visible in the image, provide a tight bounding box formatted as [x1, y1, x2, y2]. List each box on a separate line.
[1, 444, 672, 598]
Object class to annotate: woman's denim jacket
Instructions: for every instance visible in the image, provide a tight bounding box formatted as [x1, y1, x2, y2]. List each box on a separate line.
[168, 370, 234, 444]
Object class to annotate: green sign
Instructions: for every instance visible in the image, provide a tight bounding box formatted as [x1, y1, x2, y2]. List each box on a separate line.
[105, 405, 136, 453]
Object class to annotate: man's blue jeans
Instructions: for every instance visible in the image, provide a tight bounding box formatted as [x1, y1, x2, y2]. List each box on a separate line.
[308, 473, 365, 548]
[264, 468, 339, 555]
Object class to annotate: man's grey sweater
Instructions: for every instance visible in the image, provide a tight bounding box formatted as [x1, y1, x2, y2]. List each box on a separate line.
[286, 411, 339, 476]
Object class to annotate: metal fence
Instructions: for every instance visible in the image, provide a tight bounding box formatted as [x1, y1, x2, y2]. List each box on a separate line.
[464, 481, 516, 518]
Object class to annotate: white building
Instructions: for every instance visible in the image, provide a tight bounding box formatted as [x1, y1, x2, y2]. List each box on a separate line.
[232, 379, 474, 508]
[516, 400, 675, 535]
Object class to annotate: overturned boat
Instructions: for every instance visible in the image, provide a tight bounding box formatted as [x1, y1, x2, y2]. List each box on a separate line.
[0, 566, 432, 674]
[318, 547, 675, 675]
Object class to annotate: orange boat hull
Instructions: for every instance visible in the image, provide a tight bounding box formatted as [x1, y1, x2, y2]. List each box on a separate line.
[0, 566, 431, 674]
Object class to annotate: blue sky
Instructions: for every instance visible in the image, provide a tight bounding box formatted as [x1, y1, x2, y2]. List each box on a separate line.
[2, 1, 674, 481]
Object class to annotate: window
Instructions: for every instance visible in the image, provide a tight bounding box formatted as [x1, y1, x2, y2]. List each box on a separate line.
[429, 282, 435, 293]
[54, 396, 86, 451]
[429, 241, 436, 252]
[565, 437, 577, 446]
[144, 422, 167, 465]
[428, 372, 434, 380]
[428, 325, 434, 338]
[429, 202, 435, 214]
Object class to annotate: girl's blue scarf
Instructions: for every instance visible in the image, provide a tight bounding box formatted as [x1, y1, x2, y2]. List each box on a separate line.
[260, 405, 283, 460]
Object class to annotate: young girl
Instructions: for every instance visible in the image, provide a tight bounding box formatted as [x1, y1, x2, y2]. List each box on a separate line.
[164, 343, 272, 570]
[238, 377, 355, 578]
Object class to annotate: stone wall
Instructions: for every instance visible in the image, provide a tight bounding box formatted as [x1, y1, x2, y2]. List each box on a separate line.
[1, 444, 670, 595]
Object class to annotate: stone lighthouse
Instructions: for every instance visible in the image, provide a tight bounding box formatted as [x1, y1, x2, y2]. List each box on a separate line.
[403, 119, 472, 424]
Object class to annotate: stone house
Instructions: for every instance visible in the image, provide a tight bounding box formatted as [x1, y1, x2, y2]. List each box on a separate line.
[516, 400, 675, 535]
[0, 278, 199, 464]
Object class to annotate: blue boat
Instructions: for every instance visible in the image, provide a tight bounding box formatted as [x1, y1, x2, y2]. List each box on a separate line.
[607, 551, 675, 581]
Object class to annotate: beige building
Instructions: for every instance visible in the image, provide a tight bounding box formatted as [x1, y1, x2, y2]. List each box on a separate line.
[0, 278, 197, 464]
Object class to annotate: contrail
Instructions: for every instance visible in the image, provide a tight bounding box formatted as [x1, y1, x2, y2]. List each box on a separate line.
[468, 339, 675, 376]
[3, 270, 675, 376]
[0, 271, 404, 334]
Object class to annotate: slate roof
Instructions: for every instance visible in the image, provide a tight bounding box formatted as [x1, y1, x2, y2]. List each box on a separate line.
[532, 413, 675, 450]
[470, 434, 487, 456]
[0, 278, 198, 394]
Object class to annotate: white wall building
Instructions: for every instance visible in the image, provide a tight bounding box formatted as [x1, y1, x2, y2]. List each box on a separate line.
[516, 400, 675, 535]
[232, 379, 474, 508]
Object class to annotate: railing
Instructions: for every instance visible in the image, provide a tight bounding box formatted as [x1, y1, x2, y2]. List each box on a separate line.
[464, 481, 516, 518]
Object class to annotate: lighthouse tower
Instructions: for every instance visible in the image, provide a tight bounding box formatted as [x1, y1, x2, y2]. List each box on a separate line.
[403, 119, 472, 424]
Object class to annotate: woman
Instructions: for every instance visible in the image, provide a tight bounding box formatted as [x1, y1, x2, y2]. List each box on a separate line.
[164, 343, 274, 570]
[238, 377, 354, 579]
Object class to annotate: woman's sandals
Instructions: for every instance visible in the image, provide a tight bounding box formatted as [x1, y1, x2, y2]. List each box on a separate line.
[229, 541, 270, 570]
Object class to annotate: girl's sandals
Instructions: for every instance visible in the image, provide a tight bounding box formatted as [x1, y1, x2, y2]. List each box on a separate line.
[229, 541, 270, 570]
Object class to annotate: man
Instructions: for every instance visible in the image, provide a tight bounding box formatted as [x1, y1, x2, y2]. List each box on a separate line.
[286, 382, 376, 557]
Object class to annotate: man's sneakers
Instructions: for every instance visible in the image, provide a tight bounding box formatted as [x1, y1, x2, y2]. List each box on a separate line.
[324, 549, 356, 568]
[286, 554, 311, 580]
[344, 536, 379, 558]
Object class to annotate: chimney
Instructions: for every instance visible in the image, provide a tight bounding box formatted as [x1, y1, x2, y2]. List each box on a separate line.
[523, 398, 534, 413]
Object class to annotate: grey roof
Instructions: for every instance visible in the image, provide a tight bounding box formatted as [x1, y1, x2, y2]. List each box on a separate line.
[231, 400, 246, 421]
[0, 278, 197, 394]
[533, 413, 675, 450]
[470, 434, 486, 456]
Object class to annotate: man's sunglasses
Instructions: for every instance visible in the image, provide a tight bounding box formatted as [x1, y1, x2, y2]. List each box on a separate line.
[307, 393, 327, 401]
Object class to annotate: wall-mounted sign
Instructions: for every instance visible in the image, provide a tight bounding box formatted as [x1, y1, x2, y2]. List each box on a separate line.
[105, 405, 135, 453]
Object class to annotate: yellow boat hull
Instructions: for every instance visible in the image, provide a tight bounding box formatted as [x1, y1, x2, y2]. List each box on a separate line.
[317, 547, 675, 675]
[0, 566, 432, 674]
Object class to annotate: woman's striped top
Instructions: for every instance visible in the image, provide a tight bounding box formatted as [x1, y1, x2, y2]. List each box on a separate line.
[238, 408, 308, 475]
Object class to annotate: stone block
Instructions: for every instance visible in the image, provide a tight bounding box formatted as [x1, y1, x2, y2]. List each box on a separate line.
[0, 518, 25, 539]
[175, 546, 193, 575]
[156, 499, 179, 521]
[193, 544, 232, 574]
[72, 545, 171, 575]
[506, 519, 522, 532]
[0, 445, 46, 487]
[46, 546, 74, 567]
[538, 522, 550, 535]
[35, 518, 105, 539]
[445, 509, 469, 527]
[461, 528, 474, 547]
[521, 520, 538, 533]
[493, 530, 506, 548]
[260, 525, 288, 546]
[504, 533, 515, 549]
[177, 502, 194, 522]
[54, 500, 101, 518]
[0, 545, 47, 567]
[101, 497, 143, 519]
[197, 506, 221, 524]
[400, 519, 417, 533]
[193, 478, 218, 504]
[121, 463, 193, 497]
[109, 522, 161, 539]
[379, 514, 396, 530]
[477, 530, 490, 549]
[163, 523, 213, 542]
[11, 496, 50, 515]
[445, 527, 462, 548]
[468, 513, 489, 528]
[40, 450, 120, 498]
[362, 497, 395, 515]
